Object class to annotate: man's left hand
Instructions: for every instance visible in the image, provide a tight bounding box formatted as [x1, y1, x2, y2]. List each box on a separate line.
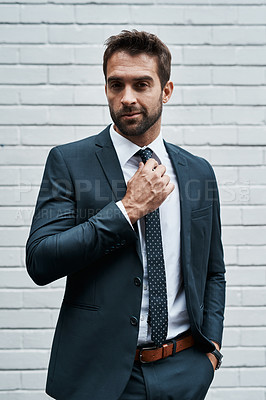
[206, 341, 220, 371]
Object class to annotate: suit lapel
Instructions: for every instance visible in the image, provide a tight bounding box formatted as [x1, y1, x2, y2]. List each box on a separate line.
[95, 126, 127, 202]
[164, 142, 191, 283]
[95, 126, 143, 263]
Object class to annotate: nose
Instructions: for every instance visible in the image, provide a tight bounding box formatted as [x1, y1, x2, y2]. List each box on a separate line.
[121, 86, 136, 106]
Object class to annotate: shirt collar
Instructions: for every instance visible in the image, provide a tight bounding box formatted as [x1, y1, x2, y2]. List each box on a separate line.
[109, 124, 167, 167]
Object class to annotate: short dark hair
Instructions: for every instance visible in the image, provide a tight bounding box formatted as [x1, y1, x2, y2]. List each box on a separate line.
[103, 30, 171, 89]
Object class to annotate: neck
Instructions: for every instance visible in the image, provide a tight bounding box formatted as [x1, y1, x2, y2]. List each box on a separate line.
[114, 118, 161, 147]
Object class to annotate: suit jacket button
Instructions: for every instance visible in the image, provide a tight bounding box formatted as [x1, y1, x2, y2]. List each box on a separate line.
[134, 277, 141, 287]
[130, 316, 138, 326]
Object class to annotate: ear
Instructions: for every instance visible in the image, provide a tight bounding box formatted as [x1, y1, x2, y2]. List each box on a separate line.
[162, 81, 174, 104]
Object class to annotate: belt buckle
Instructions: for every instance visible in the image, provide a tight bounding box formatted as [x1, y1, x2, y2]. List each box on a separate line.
[139, 345, 157, 364]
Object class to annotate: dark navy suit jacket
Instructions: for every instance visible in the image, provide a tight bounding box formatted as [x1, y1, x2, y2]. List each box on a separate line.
[26, 125, 226, 400]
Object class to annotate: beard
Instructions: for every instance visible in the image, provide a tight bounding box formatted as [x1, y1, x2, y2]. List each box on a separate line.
[109, 95, 163, 137]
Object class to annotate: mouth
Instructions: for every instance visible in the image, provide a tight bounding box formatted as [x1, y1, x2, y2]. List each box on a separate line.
[121, 112, 141, 119]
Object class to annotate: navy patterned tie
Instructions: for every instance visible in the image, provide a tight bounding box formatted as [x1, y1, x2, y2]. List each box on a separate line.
[137, 148, 168, 347]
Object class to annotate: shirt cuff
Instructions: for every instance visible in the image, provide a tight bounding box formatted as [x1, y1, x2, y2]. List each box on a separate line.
[116, 201, 134, 230]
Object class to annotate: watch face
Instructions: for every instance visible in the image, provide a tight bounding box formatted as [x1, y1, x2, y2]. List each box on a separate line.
[212, 349, 223, 370]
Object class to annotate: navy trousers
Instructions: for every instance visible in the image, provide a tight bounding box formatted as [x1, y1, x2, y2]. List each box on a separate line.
[119, 346, 214, 400]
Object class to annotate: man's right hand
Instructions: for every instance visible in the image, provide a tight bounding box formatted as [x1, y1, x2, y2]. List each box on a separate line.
[121, 158, 175, 224]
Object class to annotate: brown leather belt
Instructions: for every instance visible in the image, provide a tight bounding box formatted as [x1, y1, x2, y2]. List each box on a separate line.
[135, 334, 194, 363]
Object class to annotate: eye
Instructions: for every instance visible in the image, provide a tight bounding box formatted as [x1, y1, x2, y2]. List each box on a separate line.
[136, 82, 148, 89]
[110, 82, 123, 90]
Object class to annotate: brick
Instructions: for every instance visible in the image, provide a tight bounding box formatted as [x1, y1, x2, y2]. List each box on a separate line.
[20, 46, 75, 65]
[213, 106, 265, 125]
[76, 5, 130, 24]
[158, 26, 212, 45]
[0, 165, 20, 185]
[184, 6, 237, 24]
[49, 25, 106, 44]
[20, 86, 74, 105]
[166, 46, 183, 65]
[210, 368, 239, 388]
[21, 5, 74, 23]
[0, 372, 20, 390]
[241, 328, 266, 346]
[73, 45, 103, 65]
[0, 5, 19, 23]
[239, 167, 266, 188]
[0, 291, 23, 308]
[164, 106, 212, 125]
[0, 147, 50, 165]
[0, 331, 22, 349]
[49, 65, 104, 84]
[221, 207, 241, 225]
[23, 289, 63, 308]
[240, 367, 266, 386]
[210, 147, 263, 166]
[20, 168, 43, 187]
[74, 86, 106, 105]
[0, 391, 48, 400]
[23, 329, 54, 349]
[213, 167, 238, 185]
[239, 246, 266, 266]
[223, 226, 266, 245]
[242, 287, 266, 306]
[49, 105, 106, 125]
[242, 206, 266, 224]
[183, 127, 238, 145]
[222, 347, 265, 367]
[181, 145, 211, 160]
[0, 269, 65, 289]
[74, 126, 107, 141]
[172, 66, 211, 84]
[131, 6, 185, 24]
[21, 370, 47, 390]
[0, 87, 19, 105]
[226, 288, 242, 306]
[207, 388, 265, 400]
[0, 350, 49, 370]
[0, 309, 56, 329]
[0, 227, 29, 246]
[237, 128, 266, 145]
[0, 248, 22, 266]
[0, 46, 18, 63]
[0, 127, 20, 145]
[212, 67, 265, 85]
[222, 328, 241, 347]
[184, 46, 236, 65]
[226, 267, 266, 286]
[225, 307, 266, 326]
[21, 127, 76, 145]
[183, 87, 235, 105]
[238, 6, 266, 24]
[0, 25, 47, 44]
[0, 186, 39, 206]
[212, 27, 266, 45]
[236, 47, 266, 65]
[223, 245, 238, 266]
[236, 87, 266, 105]
[0, 67, 46, 84]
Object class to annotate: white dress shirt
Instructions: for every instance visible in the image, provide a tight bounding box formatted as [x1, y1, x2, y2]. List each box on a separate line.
[109, 125, 190, 345]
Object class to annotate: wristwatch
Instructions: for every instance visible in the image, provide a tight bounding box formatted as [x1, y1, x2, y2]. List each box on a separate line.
[211, 348, 223, 370]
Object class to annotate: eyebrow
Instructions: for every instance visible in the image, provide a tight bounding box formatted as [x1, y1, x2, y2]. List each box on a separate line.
[107, 76, 154, 84]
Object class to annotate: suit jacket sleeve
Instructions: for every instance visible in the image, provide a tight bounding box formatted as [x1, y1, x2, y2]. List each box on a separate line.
[201, 161, 226, 347]
[26, 146, 137, 286]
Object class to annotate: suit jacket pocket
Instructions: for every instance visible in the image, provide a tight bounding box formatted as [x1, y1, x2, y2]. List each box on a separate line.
[191, 204, 212, 220]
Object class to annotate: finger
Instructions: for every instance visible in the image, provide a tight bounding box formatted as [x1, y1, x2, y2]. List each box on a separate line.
[143, 158, 158, 171]
[155, 164, 166, 177]
[165, 182, 175, 195]
[162, 174, 170, 186]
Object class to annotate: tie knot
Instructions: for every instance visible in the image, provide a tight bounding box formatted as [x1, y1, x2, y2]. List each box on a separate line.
[138, 148, 153, 164]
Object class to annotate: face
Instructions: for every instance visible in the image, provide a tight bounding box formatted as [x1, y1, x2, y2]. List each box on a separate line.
[105, 51, 173, 141]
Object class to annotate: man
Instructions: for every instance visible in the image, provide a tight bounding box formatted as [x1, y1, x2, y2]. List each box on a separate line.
[26, 30, 225, 400]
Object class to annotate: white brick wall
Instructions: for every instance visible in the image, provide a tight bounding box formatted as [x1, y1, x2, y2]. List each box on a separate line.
[0, 1, 265, 399]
